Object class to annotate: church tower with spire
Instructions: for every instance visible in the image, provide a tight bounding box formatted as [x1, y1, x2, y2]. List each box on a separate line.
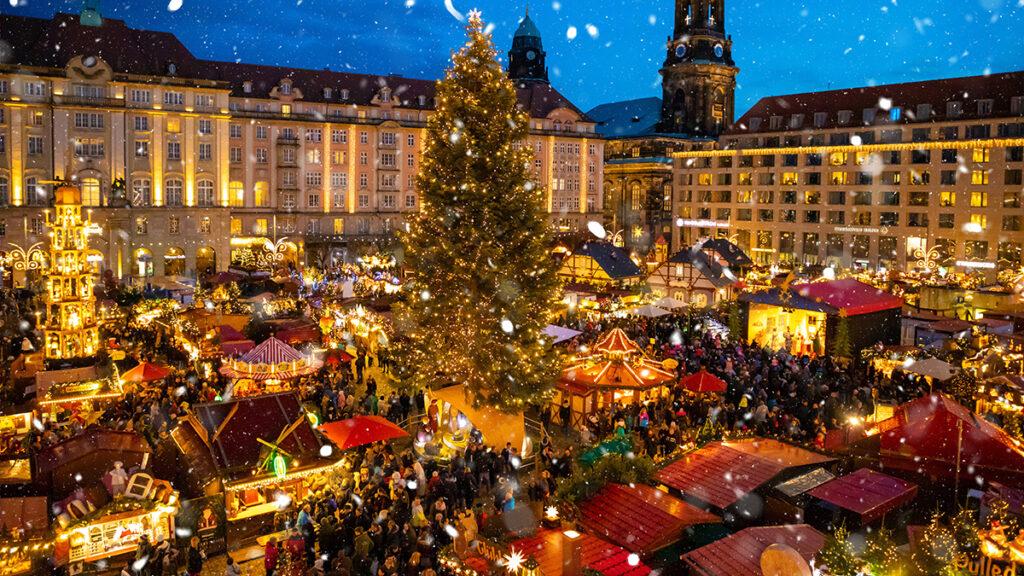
[508, 9, 548, 83]
[658, 0, 738, 136]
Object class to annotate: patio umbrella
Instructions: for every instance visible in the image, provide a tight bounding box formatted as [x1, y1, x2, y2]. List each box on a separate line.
[627, 304, 671, 318]
[680, 370, 727, 394]
[318, 416, 409, 450]
[120, 361, 172, 383]
[324, 348, 355, 367]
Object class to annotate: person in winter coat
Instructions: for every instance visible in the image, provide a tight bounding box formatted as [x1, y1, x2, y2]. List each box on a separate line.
[264, 537, 280, 576]
[185, 537, 204, 576]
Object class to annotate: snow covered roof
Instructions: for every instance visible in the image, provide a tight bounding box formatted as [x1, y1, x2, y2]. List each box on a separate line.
[587, 97, 664, 138]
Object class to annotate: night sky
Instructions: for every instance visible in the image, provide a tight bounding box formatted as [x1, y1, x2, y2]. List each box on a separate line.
[7, 0, 1024, 114]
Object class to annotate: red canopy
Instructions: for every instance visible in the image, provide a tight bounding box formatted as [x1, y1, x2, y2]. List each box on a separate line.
[877, 394, 1024, 485]
[793, 278, 903, 317]
[808, 468, 918, 524]
[120, 361, 171, 383]
[680, 370, 727, 394]
[681, 524, 825, 576]
[324, 349, 355, 366]
[319, 416, 408, 450]
[512, 528, 652, 576]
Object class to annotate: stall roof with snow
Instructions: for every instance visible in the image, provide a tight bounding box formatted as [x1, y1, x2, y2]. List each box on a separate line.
[680, 524, 825, 576]
[577, 483, 720, 557]
[808, 468, 918, 524]
[656, 439, 834, 511]
[512, 528, 652, 576]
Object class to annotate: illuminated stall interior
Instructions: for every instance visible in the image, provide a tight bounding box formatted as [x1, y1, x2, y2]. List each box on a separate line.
[556, 328, 677, 427]
[746, 303, 826, 356]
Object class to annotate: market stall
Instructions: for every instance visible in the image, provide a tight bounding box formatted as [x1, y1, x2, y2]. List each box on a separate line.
[318, 416, 408, 451]
[118, 361, 171, 386]
[556, 328, 677, 428]
[34, 366, 122, 420]
[168, 393, 344, 544]
[680, 370, 728, 394]
[0, 497, 50, 576]
[680, 524, 824, 576]
[806, 468, 918, 528]
[219, 337, 323, 398]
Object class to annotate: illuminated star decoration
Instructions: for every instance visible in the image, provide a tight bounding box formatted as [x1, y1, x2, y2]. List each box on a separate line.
[503, 548, 525, 573]
[467, 8, 483, 21]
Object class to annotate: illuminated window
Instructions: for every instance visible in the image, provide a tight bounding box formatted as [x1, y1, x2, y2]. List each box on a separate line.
[830, 172, 848, 185]
[80, 177, 101, 206]
[135, 216, 148, 235]
[971, 214, 988, 230]
[738, 173, 752, 185]
[804, 191, 821, 205]
[970, 192, 988, 208]
[281, 104, 291, 115]
[253, 218, 268, 236]
[940, 191, 956, 207]
[230, 218, 242, 235]
[199, 217, 212, 234]
[333, 218, 345, 235]
[254, 181, 269, 207]
[737, 190, 752, 203]
[974, 148, 991, 163]
[229, 181, 245, 207]
[698, 173, 712, 186]
[781, 172, 798, 185]
[166, 118, 180, 133]
[829, 152, 848, 166]
[972, 170, 990, 185]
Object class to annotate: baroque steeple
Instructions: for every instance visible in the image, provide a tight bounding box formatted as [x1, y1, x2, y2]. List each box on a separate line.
[508, 9, 548, 83]
[658, 0, 738, 136]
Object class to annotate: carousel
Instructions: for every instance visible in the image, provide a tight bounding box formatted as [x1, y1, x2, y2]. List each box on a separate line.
[556, 328, 677, 428]
[219, 337, 323, 398]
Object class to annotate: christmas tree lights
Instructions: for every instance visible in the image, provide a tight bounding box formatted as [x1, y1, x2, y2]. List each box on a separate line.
[395, 12, 561, 411]
[43, 184, 100, 362]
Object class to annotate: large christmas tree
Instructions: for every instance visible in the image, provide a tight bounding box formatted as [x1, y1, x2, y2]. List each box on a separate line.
[395, 12, 561, 411]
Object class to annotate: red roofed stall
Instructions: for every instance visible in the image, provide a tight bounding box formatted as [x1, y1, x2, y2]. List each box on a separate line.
[807, 468, 918, 526]
[656, 439, 834, 516]
[512, 528, 652, 576]
[681, 524, 825, 576]
[876, 394, 1024, 486]
[739, 279, 902, 356]
[319, 416, 408, 451]
[679, 370, 727, 394]
[577, 483, 720, 557]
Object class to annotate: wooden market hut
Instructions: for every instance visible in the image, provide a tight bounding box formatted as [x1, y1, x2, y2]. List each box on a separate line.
[558, 242, 643, 288]
[155, 392, 342, 544]
[556, 328, 677, 427]
[680, 524, 825, 576]
[656, 438, 835, 524]
[35, 428, 152, 497]
[646, 240, 748, 308]
[805, 468, 918, 529]
[738, 278, 902, 356]
[219, 337, 323, 398]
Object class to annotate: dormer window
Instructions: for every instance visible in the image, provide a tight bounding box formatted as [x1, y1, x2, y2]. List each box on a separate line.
[341, 89, 350, 100]
[166, 62, 177, 76]
[417, 95, 427, 106]
[837, 110, 853, 125]
[379, 88, 391, 103]
[242, 81, 252, 94]
[862, 108, 877, 124]
[748, 118, 762, 132]
[977, 99, 994, 116]
[788, 114, 804, 129]
[768, 116, 782, 130]
[280, 81, 291, 95]
[916, 103, 932, 119]
[1012, 96, 1024, 116]
[324, 87, 332, 99]
[947, 101, 963, 117]
[813, 112, 827, 128]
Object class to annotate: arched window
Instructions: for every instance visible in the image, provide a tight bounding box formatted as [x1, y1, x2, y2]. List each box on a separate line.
[0, 176, 8, 206]
[197, 178, 215, 207]
[80, 177, 101, 206]
[132, 178, 151, 206]
[229, 181, 245, 207]
[630, 182, 643, 211]
[165, 178, 183, 207]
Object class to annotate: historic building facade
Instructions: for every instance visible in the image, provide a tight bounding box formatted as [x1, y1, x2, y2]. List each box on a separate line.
[672, 72, 1024, 273]
[0, 10, 602, 282]
[588, 0, 738, 255]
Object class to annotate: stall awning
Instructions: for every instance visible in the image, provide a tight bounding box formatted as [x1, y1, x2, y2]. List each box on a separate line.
[512, 528, 652, 576]
[543, 324, 583, 345]
[681, 524, 825, 576]
[902, 357, 958, 381]
[793, 278, 903, 316]
[680, 370, 727, 394]
[319, 416, 408, 451]
[430, 385, 526, 453]
[120, 361, 171, 384]
[626, 304, 671, 318]
[808, 468, 918, 524]
[579, 483, 720, 557]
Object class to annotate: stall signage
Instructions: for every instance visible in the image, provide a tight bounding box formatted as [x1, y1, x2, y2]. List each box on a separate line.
[954, 554, 1019, 576]
[676, 219, 730, 229]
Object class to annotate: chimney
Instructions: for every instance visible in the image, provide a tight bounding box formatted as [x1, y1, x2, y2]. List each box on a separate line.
[561, 530, 583, 576]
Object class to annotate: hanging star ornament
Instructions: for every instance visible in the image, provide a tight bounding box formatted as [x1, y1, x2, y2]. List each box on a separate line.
[467, 8, 483, 22]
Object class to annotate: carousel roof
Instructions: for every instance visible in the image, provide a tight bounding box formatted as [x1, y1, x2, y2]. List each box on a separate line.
[219, 336, 323, 380]
[561, 329, 676, 392]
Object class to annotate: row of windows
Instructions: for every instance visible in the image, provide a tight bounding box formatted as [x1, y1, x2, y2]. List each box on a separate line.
[686, 189, 1022, 208]
[736, 231, 1020, 265]
[746, 100, 1024, 134]
[700, 206, 1010, 230]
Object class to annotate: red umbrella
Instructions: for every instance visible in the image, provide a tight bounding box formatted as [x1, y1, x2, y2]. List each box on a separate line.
[680, 370, 727, 394]
[324, 349, 355, 367]
[319, 416, 408, 450]
[120, 361, 172, 383]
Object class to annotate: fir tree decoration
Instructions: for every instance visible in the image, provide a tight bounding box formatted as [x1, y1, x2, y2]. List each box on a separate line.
[726, 300, 742, 341]
[394, 12, 561, 411]
[945, 370, 979, 407]
[818, 524, 861, 576]
[863, 526, 905, 576]
[951, 507, 981, 560]
[830, 309, 852, 359]
[912, 514, 960, 576]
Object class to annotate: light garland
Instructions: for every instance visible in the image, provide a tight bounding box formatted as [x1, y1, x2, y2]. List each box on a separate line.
[225, 458, 348, 492]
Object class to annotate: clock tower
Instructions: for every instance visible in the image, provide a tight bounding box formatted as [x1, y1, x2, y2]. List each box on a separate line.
[508, 9, 548, 83]
[658, 0, 739, 136]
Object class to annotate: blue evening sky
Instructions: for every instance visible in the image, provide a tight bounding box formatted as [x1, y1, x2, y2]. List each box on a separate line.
[8, 0, 1024, 114]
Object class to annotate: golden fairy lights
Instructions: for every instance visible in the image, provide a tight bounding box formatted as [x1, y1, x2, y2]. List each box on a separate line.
[395, 12, 561, 411]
